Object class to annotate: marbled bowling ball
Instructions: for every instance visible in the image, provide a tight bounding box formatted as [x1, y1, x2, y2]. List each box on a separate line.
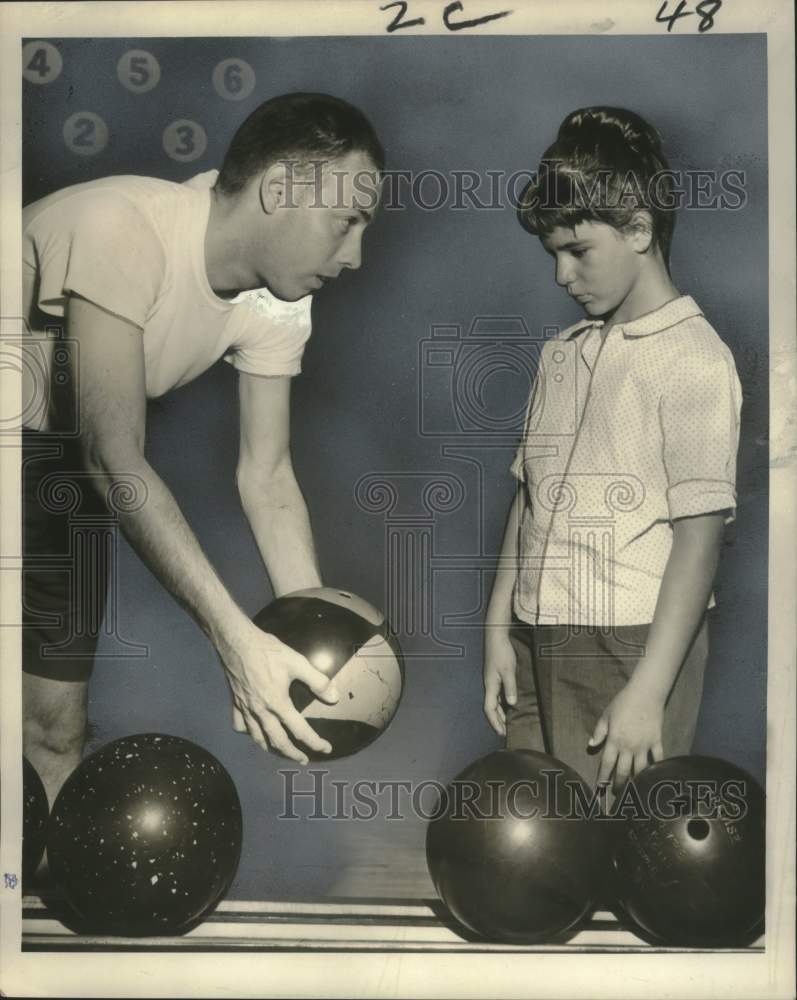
[22, 757, 49, 885]
[254, 587, 404, 760]
[47, 734, 242, 935]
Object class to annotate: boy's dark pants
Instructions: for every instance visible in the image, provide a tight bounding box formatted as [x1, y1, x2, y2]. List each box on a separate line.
[505, 619, 709, 788]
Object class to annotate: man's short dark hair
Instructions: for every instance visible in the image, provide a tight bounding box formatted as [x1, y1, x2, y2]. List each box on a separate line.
[216, 92, 385, 195]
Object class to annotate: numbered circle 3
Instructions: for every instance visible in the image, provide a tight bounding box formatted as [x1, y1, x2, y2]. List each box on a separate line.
[22, 41, 63, 84]
[63, 112, 109, 156]
[212, 59, 256, 101]
[163, 120, 208, 163]
[117, 49, 161, 94]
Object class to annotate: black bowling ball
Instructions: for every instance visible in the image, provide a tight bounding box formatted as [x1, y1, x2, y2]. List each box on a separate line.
[22, 757, 49, 886]
[47, 734, 243, 935]
[426, 749, 608, 943]
[610, 755, 765, 946]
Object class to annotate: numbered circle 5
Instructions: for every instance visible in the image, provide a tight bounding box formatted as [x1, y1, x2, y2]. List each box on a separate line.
[163, 120, 208, 162]
[63, 112, 109, 156]
[212, 59, 256, 101]
[22, 41, 63, 84]
[117, 49, 161, 93]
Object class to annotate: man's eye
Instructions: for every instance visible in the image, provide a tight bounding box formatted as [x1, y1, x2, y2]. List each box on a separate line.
[571, 248, 587, 259]
[338, 216, 356, 232]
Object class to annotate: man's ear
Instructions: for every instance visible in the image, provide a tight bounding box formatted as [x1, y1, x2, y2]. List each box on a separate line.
[628, 210, 654, 253]
[259, 162, 289, 215]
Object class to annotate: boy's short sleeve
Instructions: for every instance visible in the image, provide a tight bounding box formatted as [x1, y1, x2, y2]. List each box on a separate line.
[224, 289, 313, 377]
[24, 192, 165, 327]
[510, 444, 527, 482]
[660, 347, 743, 522]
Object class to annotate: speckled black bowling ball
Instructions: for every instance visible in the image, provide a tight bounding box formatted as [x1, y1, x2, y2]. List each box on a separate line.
[47, 734, 242, 936]
[22, 757, 49, 885]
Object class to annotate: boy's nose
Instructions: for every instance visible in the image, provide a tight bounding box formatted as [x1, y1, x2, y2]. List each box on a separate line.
[555, 257, 574, 287]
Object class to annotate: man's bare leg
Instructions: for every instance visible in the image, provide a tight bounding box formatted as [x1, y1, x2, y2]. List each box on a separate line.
[22, 672, 88, 809]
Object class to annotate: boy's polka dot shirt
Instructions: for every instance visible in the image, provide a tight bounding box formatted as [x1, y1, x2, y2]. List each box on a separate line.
[511, 295, 743, 627]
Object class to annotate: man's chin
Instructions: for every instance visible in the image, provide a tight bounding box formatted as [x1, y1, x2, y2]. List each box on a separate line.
[259, 279, 309, 303]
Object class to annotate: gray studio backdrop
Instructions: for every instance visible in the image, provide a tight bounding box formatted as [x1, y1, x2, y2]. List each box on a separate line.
[23, 34, 768, 900]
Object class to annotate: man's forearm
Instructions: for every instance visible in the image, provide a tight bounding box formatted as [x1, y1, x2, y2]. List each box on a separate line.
[239, 468, 321, 596]
[631, 513, 725, 701]
[90, 452, 249, 645]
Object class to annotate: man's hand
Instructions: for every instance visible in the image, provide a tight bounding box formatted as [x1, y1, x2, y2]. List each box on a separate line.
[483, 630, 518, 738]
[64, 295, 336, 763]
[589, 679, 665, 792]
[220, 621, 340, 765]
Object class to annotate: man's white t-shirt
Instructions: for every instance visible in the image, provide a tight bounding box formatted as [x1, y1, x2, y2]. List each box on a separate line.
[22, 170, 313, 430]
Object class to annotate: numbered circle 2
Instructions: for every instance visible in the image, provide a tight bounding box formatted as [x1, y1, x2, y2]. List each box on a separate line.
[117, 49, 161, 94]
[22, 41, 63, 84]
[63, 112, 109, 156]
[163, 120, 208, 163]
[212, 59, 256, 101]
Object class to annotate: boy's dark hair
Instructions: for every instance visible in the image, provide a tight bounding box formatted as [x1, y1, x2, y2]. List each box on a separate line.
[216, 92, 385, 195]
[517, 107, 676, 267]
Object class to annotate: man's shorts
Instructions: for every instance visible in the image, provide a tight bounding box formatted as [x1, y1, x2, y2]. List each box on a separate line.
[22, 429, 110, 682]
[505, 618, 709, 788]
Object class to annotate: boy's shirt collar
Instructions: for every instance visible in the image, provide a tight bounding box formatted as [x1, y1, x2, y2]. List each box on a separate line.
[558, 295, 703, 341]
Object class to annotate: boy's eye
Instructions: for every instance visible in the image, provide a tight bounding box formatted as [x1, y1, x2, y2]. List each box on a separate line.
[571, 248, 587, 259]
[337, 216, 357, 233]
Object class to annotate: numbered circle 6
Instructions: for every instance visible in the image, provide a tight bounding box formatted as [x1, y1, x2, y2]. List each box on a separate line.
[117, 49, 161, 93]
[163, 120, 208, 162]
[212, 59, 256, 101]
[22, 41, 63, 84]
[63, 112, 109, 156]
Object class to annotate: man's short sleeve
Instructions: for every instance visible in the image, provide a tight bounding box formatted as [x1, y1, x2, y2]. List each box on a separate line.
[24, 192, 165, 327]
[225, 289, 313, 377]
[660, 345, 743, 522]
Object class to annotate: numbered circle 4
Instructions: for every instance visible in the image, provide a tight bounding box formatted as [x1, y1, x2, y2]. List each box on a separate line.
[63, 112, 109, 156]
[22, 41, 63, 84]
[212, 59, 256, 101]
[163, 120, 208, 162]
[117, 49, 161, 93]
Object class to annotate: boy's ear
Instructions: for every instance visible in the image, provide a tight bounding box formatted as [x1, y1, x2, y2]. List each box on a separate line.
[628, 210, 654, 253]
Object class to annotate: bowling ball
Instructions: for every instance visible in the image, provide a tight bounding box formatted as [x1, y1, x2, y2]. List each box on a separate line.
[254, 586, 404, 760]
[47, 734, 243, 936]
[426, 750, 609, 943]
[22, 757, 49, 886]
[610, 755, 765, 946]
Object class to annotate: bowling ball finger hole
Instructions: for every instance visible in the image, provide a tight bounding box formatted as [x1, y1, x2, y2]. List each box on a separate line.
[686, 818, 710, 841]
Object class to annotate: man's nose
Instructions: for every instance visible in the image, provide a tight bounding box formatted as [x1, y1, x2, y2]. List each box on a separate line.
[338, 231, 363, 271]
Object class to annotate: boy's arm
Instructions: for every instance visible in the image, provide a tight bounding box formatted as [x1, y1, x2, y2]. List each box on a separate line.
[591, 511, 725, 789]
[483, 488, 526, 736]
[67, 294, 337, 764]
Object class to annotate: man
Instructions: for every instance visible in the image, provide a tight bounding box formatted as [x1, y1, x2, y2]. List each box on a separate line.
[21, 92, 384, 804]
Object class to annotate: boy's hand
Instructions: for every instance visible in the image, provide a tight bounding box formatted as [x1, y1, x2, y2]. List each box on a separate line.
[483, 630, 518, 737]
[589, 679, 666, 791]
